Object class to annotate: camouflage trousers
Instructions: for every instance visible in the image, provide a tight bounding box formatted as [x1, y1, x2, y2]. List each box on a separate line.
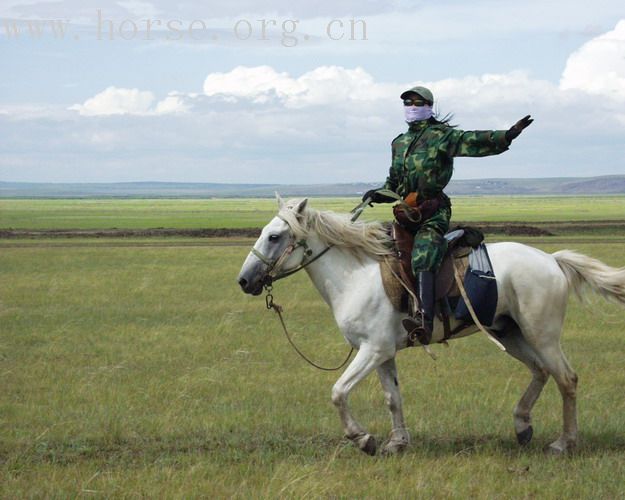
[411, 205, 452, 273]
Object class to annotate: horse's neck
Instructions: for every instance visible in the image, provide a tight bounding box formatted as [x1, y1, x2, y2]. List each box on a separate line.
[303, 235, 376, 308]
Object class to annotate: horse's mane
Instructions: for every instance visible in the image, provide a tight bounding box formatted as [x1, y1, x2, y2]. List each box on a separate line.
[278, 199, 394, 259]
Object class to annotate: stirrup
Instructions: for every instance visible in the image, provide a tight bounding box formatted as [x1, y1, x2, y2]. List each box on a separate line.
[402, 317, 432, 346]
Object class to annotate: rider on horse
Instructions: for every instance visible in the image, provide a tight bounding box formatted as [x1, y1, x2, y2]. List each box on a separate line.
[363, 85, 533, 345]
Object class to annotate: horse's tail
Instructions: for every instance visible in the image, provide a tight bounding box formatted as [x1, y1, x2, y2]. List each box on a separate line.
[553, 250, 625, 305]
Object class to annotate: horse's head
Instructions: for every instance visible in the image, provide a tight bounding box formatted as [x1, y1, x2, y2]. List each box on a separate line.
[237, 195, 310, 295]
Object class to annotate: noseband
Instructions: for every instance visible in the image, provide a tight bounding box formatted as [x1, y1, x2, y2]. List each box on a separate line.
[249, 215, 332, 284]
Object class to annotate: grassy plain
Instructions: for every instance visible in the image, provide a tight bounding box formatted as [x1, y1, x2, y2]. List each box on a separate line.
[1, 198, 625, 498]
[2, 195, 625, 230]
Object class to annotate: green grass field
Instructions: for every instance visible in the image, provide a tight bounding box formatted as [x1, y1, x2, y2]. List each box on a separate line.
[2, 198, 625, 497]
[2, 196, 625, 230]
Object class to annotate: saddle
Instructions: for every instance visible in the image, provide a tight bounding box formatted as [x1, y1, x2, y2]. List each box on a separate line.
[380, 223, 478, 343]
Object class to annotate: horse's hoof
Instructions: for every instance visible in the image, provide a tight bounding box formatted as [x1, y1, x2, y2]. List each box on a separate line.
[543, 443, 566, 456]
[543, 439, 575, 456]
[516, 426, 533, 446]
[381, 440, 408, 456]
[360, 434, 377, 456]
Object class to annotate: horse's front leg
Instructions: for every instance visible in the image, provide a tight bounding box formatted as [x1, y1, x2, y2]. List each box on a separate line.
[331, 345, 387, 455]
[376, 358, 410, 455]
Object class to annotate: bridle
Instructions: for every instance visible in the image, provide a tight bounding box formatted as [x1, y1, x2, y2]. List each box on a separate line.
[248, 193, 382, 284]
[249, 214, 333, 285]
[246, 198, 376, 371]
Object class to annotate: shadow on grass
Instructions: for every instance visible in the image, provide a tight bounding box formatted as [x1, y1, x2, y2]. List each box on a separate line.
[3, 429, 625, 469]
[0, 430, 340, 470]
[407, 430, 625, 458]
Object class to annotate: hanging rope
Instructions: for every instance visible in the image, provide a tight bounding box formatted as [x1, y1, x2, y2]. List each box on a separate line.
[265, 284, 354, 371]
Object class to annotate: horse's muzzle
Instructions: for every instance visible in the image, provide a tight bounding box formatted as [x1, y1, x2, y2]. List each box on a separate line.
[238, 276, 264, 296]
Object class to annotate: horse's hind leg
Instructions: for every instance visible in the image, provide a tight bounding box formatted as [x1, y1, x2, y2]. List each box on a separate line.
[515, 308, 578, 454]
[376, 358, 410, 455]
[535, 343, 578, 454]
[331, 344, 388, 455]
[497, 322, 549, 446]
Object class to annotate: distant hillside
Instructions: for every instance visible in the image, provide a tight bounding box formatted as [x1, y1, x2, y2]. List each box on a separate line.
[446, 176, 625, 195]
[1, 175, 625, 198]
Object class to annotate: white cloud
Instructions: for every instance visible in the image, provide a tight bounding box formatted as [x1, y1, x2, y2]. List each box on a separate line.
[69, 86, 189, 116]
[560, 19, 625, 101]
[203, 65, 302, 103]
[69, 86, 155, 116]
[285, 65, 395, 107]
[155, 93, 190, 114]
[202, 64, 399, 107]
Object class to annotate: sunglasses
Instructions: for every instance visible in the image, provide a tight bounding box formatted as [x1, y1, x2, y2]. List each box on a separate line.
[403, 99, 429, 107]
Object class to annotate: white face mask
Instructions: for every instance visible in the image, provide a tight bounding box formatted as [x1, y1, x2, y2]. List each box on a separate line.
[404, 104, 433, 123]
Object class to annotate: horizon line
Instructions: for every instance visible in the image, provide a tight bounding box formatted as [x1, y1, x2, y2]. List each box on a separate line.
[2, 174, 625, 186]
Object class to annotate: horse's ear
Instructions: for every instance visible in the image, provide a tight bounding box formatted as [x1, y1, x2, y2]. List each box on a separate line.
[294, 198, 308, 217]
[275, 192, 284, 210]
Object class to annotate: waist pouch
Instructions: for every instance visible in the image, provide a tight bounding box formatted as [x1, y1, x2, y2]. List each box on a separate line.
[393, 192, 450, 233]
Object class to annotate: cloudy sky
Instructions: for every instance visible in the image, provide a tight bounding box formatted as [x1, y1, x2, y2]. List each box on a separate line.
[1, 0, 624, 183]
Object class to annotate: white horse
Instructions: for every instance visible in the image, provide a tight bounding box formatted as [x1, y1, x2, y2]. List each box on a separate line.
[237, 197, 625, 456]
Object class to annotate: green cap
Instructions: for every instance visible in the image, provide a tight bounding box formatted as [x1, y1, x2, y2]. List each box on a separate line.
[400, 86, 434, 104]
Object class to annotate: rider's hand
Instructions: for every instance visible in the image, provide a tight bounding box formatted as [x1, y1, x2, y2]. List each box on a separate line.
[506, 115, 533, 143]
[362, 189, 396, 205]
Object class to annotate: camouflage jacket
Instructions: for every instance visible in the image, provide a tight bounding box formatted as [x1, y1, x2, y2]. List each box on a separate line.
[383, 120, 510, 199]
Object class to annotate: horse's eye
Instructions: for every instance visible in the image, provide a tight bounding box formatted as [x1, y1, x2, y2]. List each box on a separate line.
[269, 234, 280, 242]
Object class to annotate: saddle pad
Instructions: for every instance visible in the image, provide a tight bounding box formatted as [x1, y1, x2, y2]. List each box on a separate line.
[380, 250, 470, 314]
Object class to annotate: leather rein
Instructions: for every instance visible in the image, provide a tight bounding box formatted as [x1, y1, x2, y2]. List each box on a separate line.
[249, 199, 375, 371]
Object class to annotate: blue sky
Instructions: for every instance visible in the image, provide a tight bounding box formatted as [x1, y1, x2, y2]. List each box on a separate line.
[1, 0, 625, 183]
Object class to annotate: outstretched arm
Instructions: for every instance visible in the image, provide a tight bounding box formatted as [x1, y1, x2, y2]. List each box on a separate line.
[444, 115, 533, 158]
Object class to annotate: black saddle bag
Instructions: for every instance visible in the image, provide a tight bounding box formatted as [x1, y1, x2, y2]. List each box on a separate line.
[454, 243, 498, 326]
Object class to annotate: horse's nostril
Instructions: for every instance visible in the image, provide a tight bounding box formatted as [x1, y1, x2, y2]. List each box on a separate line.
[238, 277, 248, 289]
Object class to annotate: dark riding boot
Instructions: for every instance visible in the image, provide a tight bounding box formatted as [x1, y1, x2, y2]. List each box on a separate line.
[402, 271, 436, 345]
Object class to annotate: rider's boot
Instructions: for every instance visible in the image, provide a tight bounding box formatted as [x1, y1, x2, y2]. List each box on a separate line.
[402, 271, 435, 345]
